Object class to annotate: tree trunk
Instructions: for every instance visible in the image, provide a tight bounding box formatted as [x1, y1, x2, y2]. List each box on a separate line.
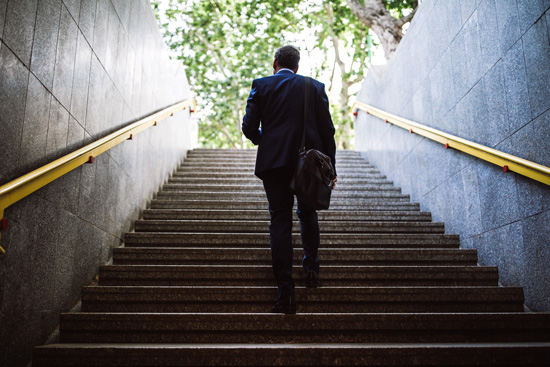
[346, 0, 417, 61]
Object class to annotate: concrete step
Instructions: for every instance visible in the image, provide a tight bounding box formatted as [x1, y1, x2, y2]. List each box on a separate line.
[33, 342, 550, 366]
[171, 171, 389, 180]
[56, 312, 550, 344]
[150, 199, 421, 211]
[133, 220, 445, 234]
[112, 247, 477, 266]
[80, 286, 525, 313]
[167, 176, 394, 185]
[98, 265, 498, 286]
[142, 209, 432, 222]
[154, 191, 411, 201]
[123, 233, 460, 248]
[180, 161, 375, 169]
[161, 183, 400, 192]
[176, 167, 382, 175]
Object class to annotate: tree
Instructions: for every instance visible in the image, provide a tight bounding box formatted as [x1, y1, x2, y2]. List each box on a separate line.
[152, 0, 301, 148]
[152, 0, 416, 148]
[346, 0, 418, 60]
[305, 0, 371, 149]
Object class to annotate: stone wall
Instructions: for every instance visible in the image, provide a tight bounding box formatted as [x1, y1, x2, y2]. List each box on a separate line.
[0, 1, 195, 366]
[355, 0, 550, 311]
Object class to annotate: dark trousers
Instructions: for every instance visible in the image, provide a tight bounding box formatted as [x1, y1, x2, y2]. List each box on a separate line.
[261, 167, 320, 301]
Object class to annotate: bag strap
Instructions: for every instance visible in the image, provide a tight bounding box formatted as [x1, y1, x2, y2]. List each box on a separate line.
[300, 77, 310, 153]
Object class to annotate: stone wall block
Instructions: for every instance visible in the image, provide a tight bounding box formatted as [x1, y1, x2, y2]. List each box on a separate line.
[481, 61, 508, 144]
[70, 31, 92, 124]
[84, 54, 106, 138]
[0, 43, 29, 184]
[495, 0, 521, 55]
[63, 0, 81, 21]
[92, 0, 108, 65]
[31, 0, 62, 91]
[460, 163, 483, 237]
[112, 0, 130, 33]
[104, 1, 119, 81]
[522, 17, 550, 119]
[477, 152, 520, 231]
[52, 5, 78, 111]
[0, 0, 7, 39]
[114, 26, 128, 93]
[460, 0, 477, 23]
[46, 97, 70, 162]
[501, 40, 532, 132]
[486, 222, 525, 287]
[19, 73, 51, 174]
[3, 0, 38, 66]
[450, 30, 469, 103]
[522, 210, 550, 311]
[463, 11, 483, 90]
[517, 0, 545, 34]
[78, 0, 96, 45]
[476, 0, 501, 72]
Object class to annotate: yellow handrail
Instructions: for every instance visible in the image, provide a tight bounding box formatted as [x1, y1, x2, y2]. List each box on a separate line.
[0, 98, 196, 254]
[351, 101, 550, 187]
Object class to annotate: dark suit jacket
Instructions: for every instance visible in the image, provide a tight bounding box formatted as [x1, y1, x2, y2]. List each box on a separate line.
[242, 70, 336, 179]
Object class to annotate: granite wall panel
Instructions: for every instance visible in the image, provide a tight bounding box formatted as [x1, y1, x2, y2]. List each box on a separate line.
[31, 0, 62, 91]
[0, 1, 196, 366]
[78, 0, 96, 44]
[522, 16, 550, 119]
[63, 0, 81, 21]
[356, 0, 550, 311]
[53, 5, 78, 111]
[19, 74, 51, 173]
[0, 0, 7, 39]
[0, 44, 29, 183]
[2, 0, 38, 66]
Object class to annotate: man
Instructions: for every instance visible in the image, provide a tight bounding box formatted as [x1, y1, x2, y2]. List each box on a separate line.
[242, 45, 337, 314]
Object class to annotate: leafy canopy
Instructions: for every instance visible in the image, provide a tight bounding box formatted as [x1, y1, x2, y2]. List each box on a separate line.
[152, 0, 414, 149]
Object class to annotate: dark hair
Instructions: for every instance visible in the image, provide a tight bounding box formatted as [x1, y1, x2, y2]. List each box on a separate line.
[274, 45, 300, 70]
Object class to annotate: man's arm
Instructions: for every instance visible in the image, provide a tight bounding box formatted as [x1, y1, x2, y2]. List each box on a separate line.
[242, 80, 262, 145]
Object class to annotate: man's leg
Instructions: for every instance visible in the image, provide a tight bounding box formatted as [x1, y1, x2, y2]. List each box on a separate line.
[297, 198, 321, 287]
[261, 168, 296, 308]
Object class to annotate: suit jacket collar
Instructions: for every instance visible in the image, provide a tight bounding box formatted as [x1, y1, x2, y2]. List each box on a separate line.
[276, 69, 295, 75]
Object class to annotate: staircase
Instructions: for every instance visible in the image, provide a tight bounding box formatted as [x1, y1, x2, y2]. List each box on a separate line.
[34, 149, 550, 366]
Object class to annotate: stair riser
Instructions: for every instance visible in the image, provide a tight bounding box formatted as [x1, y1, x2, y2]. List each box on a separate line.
[154, 193, 411, 201]
[133, 221, 445, 234]
[123, 233, 460, 248]
[81, 287, 524, 313]
[142, 210, 432, 222]
[98, 266, 498, 287]
[113, 249, 477, 266]
[82, 303, 524, 313]
[150, 201, 421, 211]
[162, 184, 399, 191]
[32, 345, 550, 367]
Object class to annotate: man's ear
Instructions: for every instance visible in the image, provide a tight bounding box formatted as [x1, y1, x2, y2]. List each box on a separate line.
[273, 59, 278, 74]
[293, 65, 299, 74]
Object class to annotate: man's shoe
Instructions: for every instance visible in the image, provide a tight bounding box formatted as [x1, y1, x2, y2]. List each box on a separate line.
[270, 297, 296, 314]
[305, 270, 322, 288]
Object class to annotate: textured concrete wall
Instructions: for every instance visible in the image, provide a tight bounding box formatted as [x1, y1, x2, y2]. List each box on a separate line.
[355, 0, 550, 311]
[0, 1, 195, 366]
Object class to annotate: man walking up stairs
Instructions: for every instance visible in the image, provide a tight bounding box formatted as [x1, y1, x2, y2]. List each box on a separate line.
[34, 149, 550, 366]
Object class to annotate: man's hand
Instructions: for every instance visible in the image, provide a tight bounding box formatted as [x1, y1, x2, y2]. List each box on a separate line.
[331, 176, 337, 190]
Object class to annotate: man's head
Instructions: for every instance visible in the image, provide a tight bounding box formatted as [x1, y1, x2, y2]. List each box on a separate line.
[273, 45, 300, 74]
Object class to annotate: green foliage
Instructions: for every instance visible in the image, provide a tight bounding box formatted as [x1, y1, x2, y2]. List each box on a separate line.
[152, 0, 414, 149]
[154, 0, 301, 148]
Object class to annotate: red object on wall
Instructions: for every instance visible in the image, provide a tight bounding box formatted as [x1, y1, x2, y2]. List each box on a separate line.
[503, 165, 509, 173]
[0, 218, 8, 230]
